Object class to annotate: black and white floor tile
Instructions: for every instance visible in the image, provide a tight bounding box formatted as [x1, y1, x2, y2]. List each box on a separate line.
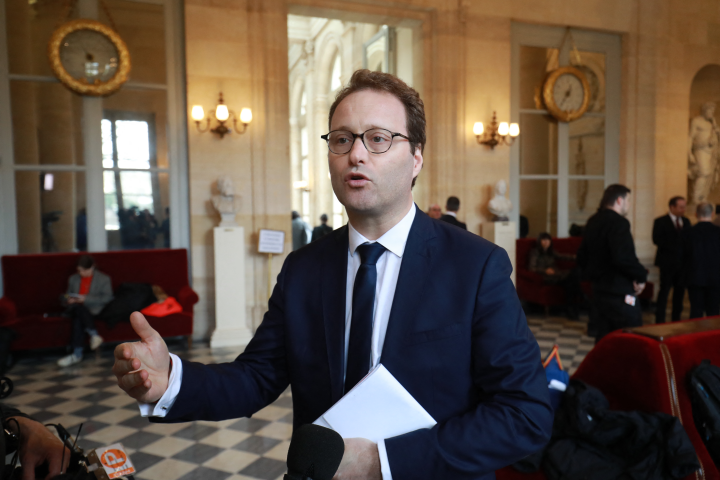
[3, 311, 653, 479]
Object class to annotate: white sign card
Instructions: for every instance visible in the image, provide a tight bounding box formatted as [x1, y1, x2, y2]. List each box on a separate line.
[258, 229, 285, 254]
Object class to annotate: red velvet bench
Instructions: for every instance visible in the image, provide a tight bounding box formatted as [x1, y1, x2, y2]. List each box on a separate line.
[0, 249, 198, 351]
[516, 237, 654, 312]
[497, 317, 720, 480]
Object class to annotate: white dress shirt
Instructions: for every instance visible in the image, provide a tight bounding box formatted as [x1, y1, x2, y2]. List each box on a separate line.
[139, 205, 417, 480]
[668, 211, 681, 229]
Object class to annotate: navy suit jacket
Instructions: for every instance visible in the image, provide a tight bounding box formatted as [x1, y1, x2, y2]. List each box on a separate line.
[163, 207, 552, 478]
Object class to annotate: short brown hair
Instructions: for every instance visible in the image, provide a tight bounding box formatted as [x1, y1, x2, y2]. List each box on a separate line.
[328, 70, 426, 186]
[77, 255, 95, 269]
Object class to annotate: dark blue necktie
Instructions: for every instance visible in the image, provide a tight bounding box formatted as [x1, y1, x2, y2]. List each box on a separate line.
[345, 242, 386, 394]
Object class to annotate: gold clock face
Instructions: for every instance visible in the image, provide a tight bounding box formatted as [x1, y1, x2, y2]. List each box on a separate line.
[542, 66, 590, 122]
[48, 19, 131, 96]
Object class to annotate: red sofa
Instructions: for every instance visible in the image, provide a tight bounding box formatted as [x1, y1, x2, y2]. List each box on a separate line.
[516, 237, 654, 309]
[497, 317, 720, 480]
[0, 249, 198, 351]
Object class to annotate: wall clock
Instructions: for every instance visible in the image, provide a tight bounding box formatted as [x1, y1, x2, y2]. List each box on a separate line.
[48, 19, 131, 96]
[542, 66, 590, 122]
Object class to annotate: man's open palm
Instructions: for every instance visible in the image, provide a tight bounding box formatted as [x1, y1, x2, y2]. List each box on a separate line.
[112, 312, 170, 404]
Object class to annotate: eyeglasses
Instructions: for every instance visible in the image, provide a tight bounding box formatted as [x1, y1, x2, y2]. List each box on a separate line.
[321, 128, 409, 155]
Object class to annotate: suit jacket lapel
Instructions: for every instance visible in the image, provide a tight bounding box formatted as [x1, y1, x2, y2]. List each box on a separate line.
[381, 209, 437, 362]
[322, 226, 349, 404]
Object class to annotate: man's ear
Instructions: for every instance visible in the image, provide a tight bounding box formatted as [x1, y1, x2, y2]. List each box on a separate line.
[412, 146, 423, 175]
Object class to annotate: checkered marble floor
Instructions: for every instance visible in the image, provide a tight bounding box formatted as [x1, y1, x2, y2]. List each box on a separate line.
[2, 311, 650, 480]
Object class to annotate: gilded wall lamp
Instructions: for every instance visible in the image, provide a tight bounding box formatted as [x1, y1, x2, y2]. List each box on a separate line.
[191, 93, 252, 139]
[473, 112, 519, 149]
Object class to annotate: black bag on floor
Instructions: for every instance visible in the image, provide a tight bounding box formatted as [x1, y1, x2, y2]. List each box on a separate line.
[688, 359, 720, 467]
[97, 282, 156, 329]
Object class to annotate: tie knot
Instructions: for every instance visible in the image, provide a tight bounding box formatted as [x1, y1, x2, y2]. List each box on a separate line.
[356, 242, 386, 266]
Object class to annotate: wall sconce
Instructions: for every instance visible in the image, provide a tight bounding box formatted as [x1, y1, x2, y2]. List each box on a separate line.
[473, 112, 519, 149]
[191, 93, 252, 139]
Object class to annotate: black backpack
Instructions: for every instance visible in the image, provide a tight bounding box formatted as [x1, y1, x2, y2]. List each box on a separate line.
[688, 359, 720, 467]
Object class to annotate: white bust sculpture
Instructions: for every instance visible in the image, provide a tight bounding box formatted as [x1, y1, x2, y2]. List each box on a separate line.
[212, 175, 241, 226]
[488, 179, 513, 221]
[688, 101, 720, 204]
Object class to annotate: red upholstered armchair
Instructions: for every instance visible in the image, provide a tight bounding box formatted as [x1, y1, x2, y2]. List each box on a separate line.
[497, 318, 720, 480]
[0, 249, 198, 351]
[516, 237, 587, 310]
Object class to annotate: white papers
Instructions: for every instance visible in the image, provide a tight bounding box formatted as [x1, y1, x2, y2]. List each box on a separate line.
[313, 364, 436, 443]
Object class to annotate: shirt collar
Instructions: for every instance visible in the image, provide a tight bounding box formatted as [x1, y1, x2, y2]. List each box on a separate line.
[668, 211, 678, 223]
[348, 205, 417, 259]
[445, 211, 457, 218]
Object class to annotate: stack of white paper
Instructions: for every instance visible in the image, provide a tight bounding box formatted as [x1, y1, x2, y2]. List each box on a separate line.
[313, 364, 436, 443]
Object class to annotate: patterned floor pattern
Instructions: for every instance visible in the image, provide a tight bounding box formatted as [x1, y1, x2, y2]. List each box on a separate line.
[3, 310, 655, 480]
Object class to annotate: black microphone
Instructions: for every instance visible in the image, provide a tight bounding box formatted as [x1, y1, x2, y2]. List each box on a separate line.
[285, 424, 344, 480]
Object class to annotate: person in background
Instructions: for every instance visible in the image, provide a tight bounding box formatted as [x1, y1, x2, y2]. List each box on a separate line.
[528, 232, 583, 319]
[311, 214, 333, 242]
[440, 196, 467, 230]
[713, 204, 720, 228]
[684, 202, 720, 318]
[57, 255, 113, 367]
[291, 211, 309, 251]
[427, 203, 442, 219]
[519, 215, 529, 238]
[652, 196, 691, 323]
[578, 184, 647, 343]
[75, 208, 87, 251]
[161, 207, 170, 248]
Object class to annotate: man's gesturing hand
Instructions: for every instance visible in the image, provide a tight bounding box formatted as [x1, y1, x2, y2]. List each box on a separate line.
[332, 438, 381, 480]
[112, 312, 170, 404]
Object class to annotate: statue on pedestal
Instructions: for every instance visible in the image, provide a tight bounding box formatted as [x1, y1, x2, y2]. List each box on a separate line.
[488, 179, 513, 221]
[688, 101, 720, 205]
[212, 175, 241, 227]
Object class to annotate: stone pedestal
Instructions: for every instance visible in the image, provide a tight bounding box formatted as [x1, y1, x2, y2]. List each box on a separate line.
[482, 221, 517, 286]
[211, 226, 252, 349]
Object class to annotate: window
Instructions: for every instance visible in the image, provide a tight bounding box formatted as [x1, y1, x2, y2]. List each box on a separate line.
[101, 112, 169, 249]
[330, 55, 342, 91]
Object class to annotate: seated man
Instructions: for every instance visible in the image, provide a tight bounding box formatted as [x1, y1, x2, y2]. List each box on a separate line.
[528, 232, 583, 319]
[58, 255, 113, 367]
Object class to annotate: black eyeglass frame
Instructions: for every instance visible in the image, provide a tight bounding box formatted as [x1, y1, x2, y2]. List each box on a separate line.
[320, 128, 410, 155]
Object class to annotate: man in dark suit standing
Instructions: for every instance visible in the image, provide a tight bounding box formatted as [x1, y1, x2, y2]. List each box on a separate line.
[112, 70, 552, 479]
[578, 184, 647, 343]
[652, 196, 691, 323]
[684, 202, 720, 318]
[440, 196, 467, 230]
[311, 213, 333, 242]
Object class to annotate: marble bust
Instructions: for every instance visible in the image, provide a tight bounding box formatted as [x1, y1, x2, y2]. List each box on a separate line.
[488, 179, 512, 221]
[212, 175, 241, 226]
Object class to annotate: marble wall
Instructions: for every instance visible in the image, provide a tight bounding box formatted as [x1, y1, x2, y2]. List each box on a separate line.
[184, 0, 720, 339]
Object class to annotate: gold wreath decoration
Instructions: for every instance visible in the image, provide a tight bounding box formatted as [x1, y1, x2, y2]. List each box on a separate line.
[47, 18, 131, 96]
[542, 66, 590, 123]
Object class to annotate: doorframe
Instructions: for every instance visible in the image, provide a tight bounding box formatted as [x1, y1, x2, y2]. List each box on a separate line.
[510, 23, 621, 238]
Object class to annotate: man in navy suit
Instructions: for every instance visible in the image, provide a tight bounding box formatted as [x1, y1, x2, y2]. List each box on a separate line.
[113, 70, 552, 479]
[652, 196, 691, 323]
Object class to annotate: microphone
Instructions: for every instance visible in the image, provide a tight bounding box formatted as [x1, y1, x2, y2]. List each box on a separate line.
[285, 424, 344, 480]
